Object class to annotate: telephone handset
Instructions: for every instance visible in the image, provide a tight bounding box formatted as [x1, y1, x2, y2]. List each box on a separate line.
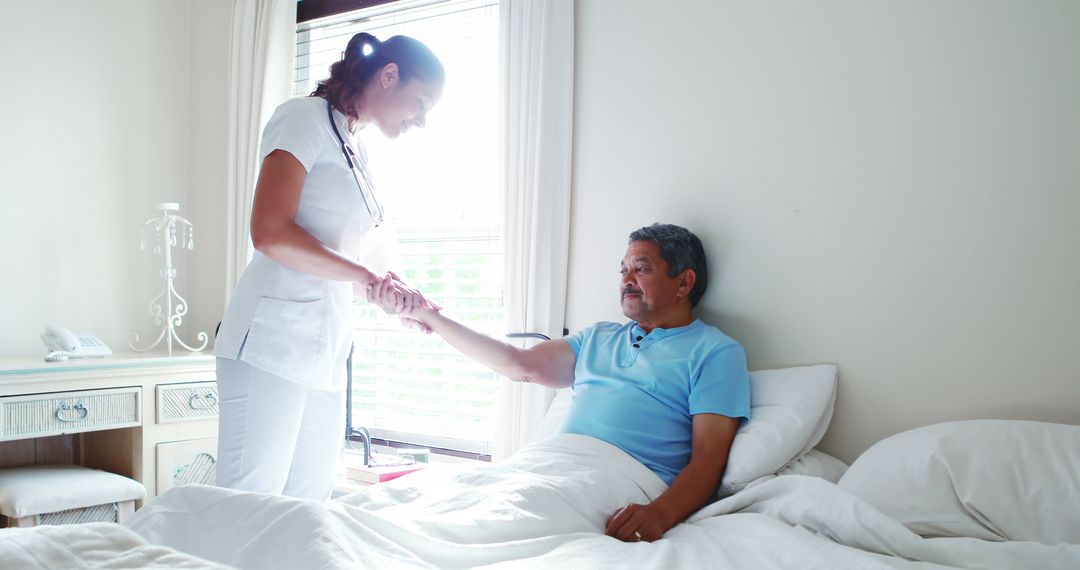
[41, 325, 113, 362]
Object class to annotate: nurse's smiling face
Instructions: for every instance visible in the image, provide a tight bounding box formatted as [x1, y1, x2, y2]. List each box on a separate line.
[363, 63, 443, 139]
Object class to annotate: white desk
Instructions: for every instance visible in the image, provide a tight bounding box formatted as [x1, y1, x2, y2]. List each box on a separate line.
[0, 353, 218, 501]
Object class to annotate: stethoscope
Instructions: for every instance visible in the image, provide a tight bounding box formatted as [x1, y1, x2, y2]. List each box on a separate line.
[327, 99, 385, 227]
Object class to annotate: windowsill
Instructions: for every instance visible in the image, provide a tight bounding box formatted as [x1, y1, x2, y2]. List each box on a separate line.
[332, 445, 486, 499]
[348, 435, 492, 463]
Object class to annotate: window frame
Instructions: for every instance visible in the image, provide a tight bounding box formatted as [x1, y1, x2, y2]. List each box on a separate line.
[297, 0, 396, 24]
[297, 0, 502, 462]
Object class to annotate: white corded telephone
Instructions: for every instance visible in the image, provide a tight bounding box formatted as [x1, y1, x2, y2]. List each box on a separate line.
[40, 325, 112, 362]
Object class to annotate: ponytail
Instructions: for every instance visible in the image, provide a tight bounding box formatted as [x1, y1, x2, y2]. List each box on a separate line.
[346, 31, 381, 60]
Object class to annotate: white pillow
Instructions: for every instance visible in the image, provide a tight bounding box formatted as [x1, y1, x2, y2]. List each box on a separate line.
[837, 420, 1080, 544]
[531, 364, 839, 496]
[531, 388, 573, 443]
[742, 448, 850, 492]
[775, 448, 849, 483]
[720, 364, 838, 494]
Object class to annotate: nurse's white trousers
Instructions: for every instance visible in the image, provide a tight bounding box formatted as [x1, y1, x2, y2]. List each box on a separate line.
[215, 357, 345, 499]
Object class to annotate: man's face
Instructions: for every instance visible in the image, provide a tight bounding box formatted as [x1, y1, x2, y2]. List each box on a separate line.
[619, 240, 686, 324]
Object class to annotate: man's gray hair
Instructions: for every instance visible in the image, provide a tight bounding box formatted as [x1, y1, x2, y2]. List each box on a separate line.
[628, 223, 708, 307]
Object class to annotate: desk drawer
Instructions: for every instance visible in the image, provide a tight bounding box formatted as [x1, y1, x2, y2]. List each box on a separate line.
[0, 387, 141, 441]
[156, 382, 218, 424]
[156, 437, 217, 496]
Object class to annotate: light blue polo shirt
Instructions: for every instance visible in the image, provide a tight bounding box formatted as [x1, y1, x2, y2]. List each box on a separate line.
[560, 320, 750, 485]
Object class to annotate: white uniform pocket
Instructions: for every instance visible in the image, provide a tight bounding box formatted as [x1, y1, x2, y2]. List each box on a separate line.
[240, 296, 327, 385]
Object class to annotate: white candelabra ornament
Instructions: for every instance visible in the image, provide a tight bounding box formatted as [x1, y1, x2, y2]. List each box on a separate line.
[130, 202, 209, 355]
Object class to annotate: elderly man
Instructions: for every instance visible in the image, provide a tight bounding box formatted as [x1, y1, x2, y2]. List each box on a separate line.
[369, 223, 750, 543]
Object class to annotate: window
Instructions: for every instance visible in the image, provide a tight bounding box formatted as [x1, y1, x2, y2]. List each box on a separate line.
[296, 0, 501, 457]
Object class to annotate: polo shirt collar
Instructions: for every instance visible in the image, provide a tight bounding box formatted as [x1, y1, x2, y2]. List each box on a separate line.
[630, 319, 701, 342]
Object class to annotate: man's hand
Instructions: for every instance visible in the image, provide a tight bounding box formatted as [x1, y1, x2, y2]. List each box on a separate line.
[396, 314, 433, 334]
[604, 502, 676, 543]
[604, 414, 740, 543]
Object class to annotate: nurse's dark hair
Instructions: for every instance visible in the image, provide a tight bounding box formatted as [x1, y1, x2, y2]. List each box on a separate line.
[311, 33, 444, 119]
[628, 223, 709, 307]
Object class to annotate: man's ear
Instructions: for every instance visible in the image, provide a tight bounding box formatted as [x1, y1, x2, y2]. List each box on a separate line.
[380, 63, 399, 89]
[677, 269, 696, 299]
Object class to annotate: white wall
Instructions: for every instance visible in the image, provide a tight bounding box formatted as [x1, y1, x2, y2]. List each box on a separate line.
[3, 0, 1077, 463]
[569, 0, 1080, 462]
[186, 0, 233, 349]
[0, 0, 230, 358]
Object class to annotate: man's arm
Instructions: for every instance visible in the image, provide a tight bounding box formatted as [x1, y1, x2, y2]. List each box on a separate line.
[605, 413, 740, 542]
[389, 303, 577, 389]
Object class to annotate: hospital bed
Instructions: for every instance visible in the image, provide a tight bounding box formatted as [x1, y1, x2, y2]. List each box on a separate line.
[2, 364, 1078, 569]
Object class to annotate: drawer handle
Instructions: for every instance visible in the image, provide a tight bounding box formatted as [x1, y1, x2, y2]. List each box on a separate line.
[189, 392, 218, 410]
[56, 401, 89, 422]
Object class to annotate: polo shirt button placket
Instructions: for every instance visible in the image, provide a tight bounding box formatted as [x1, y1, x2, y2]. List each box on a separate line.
[621, 332, 643, 367]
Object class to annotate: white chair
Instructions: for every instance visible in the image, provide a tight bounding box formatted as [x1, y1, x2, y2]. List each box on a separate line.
[0, 465, 145, 528]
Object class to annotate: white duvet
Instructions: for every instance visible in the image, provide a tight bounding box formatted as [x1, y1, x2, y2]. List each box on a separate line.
[0, 521, 229, 569]
[114, 434, 1079, 569]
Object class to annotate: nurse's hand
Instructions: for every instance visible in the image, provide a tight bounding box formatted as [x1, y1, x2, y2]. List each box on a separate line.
[366, 273, 439, 332]
[369, 271, 415, 314]
[394, 273, 440, 314]
[395, 286, 442, 334]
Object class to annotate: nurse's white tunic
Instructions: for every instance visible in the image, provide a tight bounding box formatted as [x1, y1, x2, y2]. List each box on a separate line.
[214, 96, 378, 390]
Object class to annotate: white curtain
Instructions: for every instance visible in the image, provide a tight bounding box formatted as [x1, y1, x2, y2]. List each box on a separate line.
[224, 0, 296, 296]
[493, 0, 575, 461]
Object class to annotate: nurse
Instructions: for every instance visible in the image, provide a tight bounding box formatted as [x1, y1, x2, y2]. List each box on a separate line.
[213, 33, 444, 499]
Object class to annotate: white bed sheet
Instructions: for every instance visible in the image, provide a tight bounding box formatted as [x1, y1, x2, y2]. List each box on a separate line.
[124, 434, 1079, 570]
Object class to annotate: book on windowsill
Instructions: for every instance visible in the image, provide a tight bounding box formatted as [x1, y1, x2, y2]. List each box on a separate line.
[345, 461, 427, 484]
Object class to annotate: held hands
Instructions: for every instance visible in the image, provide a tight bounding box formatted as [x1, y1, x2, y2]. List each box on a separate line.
[605, 502, 676, 543]
[365, 271, 439, 333]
